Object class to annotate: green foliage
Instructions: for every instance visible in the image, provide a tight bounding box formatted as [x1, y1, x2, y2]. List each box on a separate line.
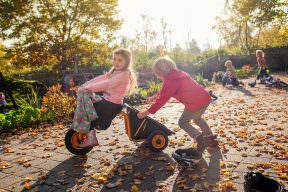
[0, 106, 41, 131]
[147, 81, 162, 95]
[195, 73, 210, 87]
[212, 71, 225, 82]
[236, 65, 254, 79]
[136, 81, 162, 98]
[16, 88, 41, 108]
[133, 50, 158, 71]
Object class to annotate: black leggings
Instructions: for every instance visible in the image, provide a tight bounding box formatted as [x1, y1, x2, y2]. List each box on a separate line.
[0, 105, 4, 113]
[257, 68, 268, 80]
[90, 99, 122, 130]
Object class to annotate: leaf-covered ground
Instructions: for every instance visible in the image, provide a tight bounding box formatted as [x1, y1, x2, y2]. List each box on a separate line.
[0, 76, 287, 192]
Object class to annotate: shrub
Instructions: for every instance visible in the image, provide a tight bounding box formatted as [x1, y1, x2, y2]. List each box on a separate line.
[212, 71, 225, 82]
[0, 105, 41, 131]
[40, 84, 76, 121]
[236, 65, 253, 79]
[146, 81, 162, 95]
[16, 88, 41, 108]
[124, 80, 162, 105]
[195, 73, 210, 87]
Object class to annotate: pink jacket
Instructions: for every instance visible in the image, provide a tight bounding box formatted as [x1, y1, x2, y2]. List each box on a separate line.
[148, 69, 211, 114]
[79, 70, 130, 104]
[257, 57, 267, 68]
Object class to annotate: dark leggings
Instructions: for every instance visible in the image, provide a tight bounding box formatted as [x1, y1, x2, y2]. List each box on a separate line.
[90, 99, 122, 130]
[257, 68, 268, 80]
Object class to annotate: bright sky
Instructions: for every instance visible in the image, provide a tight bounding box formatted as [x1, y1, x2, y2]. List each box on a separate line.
[118, 0, 225, 50]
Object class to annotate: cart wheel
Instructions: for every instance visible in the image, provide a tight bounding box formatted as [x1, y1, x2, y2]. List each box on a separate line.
[65, 129, 93, 155]
[147, 130, 168, 152]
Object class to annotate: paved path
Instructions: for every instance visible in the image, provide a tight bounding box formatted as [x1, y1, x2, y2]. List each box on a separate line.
[0, 76, 287, 192]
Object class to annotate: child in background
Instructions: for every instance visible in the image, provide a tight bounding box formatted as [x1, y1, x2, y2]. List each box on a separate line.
[256, 50, 269, 81]
[0, 92, 7, 113]
[137, 57, 217, 153]
[74, 48, 137, 148]
[222, 60, 243, 87]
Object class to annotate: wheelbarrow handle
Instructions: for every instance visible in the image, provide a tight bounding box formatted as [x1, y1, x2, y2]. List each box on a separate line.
[209, 91, 218, 101]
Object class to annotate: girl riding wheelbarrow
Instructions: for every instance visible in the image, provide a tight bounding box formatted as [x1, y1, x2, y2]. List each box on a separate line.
[65, 48, 174, 155]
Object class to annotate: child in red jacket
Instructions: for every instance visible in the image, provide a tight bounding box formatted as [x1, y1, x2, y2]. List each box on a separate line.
[256, 50, 269, 81]
[138, 57, 217, 152]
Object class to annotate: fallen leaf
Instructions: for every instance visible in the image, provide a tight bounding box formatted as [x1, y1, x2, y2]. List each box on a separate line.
[25, 177, 33, 182]
[24, 182, 31, 189]
[131, 185, 139, 192]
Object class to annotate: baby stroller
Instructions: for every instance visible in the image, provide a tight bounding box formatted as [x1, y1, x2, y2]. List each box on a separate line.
[248, 74, 288, 89]
[65, 104, 174, 155]
[244, 172, 287, 192]
[263, 75, 288, 89]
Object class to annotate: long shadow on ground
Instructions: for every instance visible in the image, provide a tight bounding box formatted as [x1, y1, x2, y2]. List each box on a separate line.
[172, 146, 222, 191]
[26, 155, 88, 192]
[226, 85, 254, 96]
[100, 146, 174, 192]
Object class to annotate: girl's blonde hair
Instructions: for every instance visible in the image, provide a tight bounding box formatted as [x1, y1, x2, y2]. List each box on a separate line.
[225, 60, 233, 68]
[256, 50, 264, 57]
[152, 56, 177, 77]
[108, 48, 137, 93]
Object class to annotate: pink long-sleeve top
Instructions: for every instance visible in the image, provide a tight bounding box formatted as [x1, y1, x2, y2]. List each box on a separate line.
[78, 70, 130, 104]
[148, 69, 211, 114]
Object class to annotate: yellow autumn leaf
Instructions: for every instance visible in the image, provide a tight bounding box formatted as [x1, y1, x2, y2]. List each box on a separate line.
[266, 131, 273, 135]
[25, 177, 33, 182]
[131, 185, 139, 192]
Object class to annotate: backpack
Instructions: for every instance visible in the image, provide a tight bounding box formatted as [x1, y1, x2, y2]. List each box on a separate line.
[244, 172, 287, 192]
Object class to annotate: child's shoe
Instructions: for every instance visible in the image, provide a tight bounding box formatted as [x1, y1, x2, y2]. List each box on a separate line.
[204, 134, 219, 147]
[79, 130, 99, 148]
[172, 148, 203, 167]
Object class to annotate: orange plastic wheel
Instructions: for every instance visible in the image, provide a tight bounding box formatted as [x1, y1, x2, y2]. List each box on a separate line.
[70, 132, 86, 149]
[65, 129, 93, 155]
[151, 135, 166, 149]
[148, 130, 168, 152]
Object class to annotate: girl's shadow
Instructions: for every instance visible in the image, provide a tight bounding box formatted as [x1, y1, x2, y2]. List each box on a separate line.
[99, 146, 174, 192]
[26, 155, 88, 191]
[172, 146, 222, 191]
[26, 146, 174, 192]
[226, 85, 254, 96]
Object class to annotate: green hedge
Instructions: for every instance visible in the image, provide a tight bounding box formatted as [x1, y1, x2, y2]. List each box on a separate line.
[0, 105, 41, 131]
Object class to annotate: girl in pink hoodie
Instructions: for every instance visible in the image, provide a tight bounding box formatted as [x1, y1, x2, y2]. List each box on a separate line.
[138, 57, 216, 151]
[76, 48, 137, 148]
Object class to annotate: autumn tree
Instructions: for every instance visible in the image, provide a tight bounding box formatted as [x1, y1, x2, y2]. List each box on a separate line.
[214, 0, 288, 52]
[0, 0, 121, 72]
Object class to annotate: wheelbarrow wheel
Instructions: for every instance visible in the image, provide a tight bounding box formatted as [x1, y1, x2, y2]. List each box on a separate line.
[147, 130, 168, 152]
[65, 129, 93, 155]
